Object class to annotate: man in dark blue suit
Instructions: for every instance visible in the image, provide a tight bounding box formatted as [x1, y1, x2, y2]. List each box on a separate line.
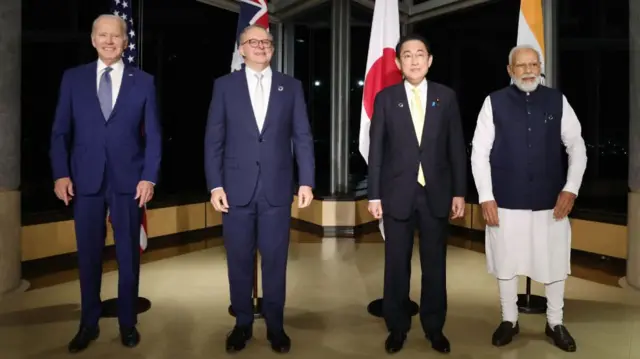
[49, 14, 161, 353]
[205, 24, 315, 354]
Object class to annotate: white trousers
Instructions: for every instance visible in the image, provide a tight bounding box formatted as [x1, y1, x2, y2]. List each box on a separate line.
[498, 276, 565, 326]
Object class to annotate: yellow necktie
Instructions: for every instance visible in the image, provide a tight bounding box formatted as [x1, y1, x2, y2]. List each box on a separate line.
[411, 87, 426, 186]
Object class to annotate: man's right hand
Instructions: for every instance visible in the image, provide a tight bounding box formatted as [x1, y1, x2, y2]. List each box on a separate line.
[210, 188, 229, 213]
[368, 201, 383, 219]
[481, 200, 499, 226]
[54, 177, 74, 206]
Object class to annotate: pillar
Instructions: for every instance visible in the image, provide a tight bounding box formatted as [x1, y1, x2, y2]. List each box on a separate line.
[282, 23, 296, 77]
[543, 0, 557, 87]
[271, 23, 284, 73]
[626, 0, 640, 289]
[0, 0, 26, 296]
[329, 0, 350, 194]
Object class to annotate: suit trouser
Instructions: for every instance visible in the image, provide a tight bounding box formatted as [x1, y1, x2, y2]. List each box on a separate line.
[382, 183, 448, 335]
[223, 176, 291, 332]
[74, 178, 142, 329]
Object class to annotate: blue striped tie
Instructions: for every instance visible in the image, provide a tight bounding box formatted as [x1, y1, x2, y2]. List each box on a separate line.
[98, 67, 113, 120]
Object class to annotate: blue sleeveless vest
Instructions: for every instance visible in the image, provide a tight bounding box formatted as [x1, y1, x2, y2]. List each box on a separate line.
[489, 85, 566, 211]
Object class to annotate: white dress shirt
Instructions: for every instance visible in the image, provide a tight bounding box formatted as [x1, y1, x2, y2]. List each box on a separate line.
[404, 78, 428, 119]
[245, 65, 272, 132]
[96, 58, 124, 108]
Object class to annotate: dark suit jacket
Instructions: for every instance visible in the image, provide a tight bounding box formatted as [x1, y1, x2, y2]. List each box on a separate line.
[49, 61, 162, 195]
[204, 68, 315, 207]
[367, 81, 467, 219]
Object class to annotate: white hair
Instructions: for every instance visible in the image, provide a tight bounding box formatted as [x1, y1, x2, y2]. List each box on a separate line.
[239, 24, 273, 44]
[91, 14, 128, 41]
[508, 44, 541, 65]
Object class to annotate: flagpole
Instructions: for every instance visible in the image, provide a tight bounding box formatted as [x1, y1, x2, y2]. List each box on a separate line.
[226, 0, 268, 321]
[100, 0, 152, 320]
[137, 0, 144, 67]
[515, 0, 557, 316]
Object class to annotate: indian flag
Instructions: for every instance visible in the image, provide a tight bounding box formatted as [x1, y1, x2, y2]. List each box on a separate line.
[517, 0, 545, 82]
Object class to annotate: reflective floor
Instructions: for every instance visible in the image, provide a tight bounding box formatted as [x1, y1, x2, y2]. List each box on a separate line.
[2, 232, 640, 358]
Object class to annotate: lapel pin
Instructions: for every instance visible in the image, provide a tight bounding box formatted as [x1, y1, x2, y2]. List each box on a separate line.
[278, 86, 283, 91]
[398, 103, 404, 107]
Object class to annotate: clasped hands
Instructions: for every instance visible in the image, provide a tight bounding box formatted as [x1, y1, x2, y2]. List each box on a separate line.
[367, 197, 466, 220]
[54, 177, 154, 207]
[210, 185, 314, 213]
[480, 191, 576, 227]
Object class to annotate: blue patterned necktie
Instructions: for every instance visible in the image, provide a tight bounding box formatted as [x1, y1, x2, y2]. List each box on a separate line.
[98, 67, 113, 120]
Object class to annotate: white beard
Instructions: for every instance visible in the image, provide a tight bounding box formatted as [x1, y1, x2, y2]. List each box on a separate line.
[513, 75, 541, 92]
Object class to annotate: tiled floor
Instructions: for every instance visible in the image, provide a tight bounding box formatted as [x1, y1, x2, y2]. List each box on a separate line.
[3, 233, 640, 358]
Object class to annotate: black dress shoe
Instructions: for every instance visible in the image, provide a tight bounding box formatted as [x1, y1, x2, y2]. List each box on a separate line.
[545, 323, 576, 352]
[267, 330, 291, 353]
[385, 332, 406, 354]
[492, 321, 519, 346]
[225, 326, 252, 353]
[120, 327, 140, 348]
[68, 326, 100, 353]
[427, 333, 450, 354]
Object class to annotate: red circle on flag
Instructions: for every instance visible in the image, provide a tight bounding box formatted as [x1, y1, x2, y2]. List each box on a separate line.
[363, 48, 403, 119]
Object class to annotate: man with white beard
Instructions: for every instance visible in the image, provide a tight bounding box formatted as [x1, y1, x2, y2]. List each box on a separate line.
[470, 45, 587, 352]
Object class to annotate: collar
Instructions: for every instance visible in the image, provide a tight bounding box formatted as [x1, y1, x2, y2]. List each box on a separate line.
[97, 58, 124, 73]
[404, 78, 427, 92]
[245, 65, 272, 78]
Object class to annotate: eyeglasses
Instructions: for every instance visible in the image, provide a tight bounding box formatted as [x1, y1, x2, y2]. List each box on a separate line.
[242, 39, 273, 48]
[513, 62, 540, 70]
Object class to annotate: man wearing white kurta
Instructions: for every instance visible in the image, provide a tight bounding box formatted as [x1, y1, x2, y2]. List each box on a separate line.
[470, 45, 587, 353]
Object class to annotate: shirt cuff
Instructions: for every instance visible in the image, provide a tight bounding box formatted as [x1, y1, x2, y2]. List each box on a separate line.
[478, 193, 495, 204]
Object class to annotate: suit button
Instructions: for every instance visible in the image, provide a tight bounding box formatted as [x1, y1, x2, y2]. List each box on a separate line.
[259, 137, 263, 142]
[256, 161, 259, 166]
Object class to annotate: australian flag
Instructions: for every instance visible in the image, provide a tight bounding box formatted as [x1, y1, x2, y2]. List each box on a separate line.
[110, 0, 138, 66]
[231, 0, 270, 72]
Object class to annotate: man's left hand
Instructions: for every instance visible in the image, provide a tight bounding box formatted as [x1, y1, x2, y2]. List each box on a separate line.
[135, 181, 154, 207]
[298, 186, 313, 209]
[451, 196, 465, 219]
[553, 191, 576, 220]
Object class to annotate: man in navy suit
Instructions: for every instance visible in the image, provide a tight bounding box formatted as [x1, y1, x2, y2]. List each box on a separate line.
[368, 34, 466, 354]
[205, 24, 315, 354]
[49, 14, 161, 353]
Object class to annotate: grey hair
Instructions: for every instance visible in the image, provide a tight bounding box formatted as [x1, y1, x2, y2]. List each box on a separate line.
[508, 44, 541, 64]
[238, 24, 272, 44]
[91, 14, 128, 41]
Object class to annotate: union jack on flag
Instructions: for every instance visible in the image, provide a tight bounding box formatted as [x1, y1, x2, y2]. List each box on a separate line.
[231, 0, 270, 72]
[107, 0, 148, 253]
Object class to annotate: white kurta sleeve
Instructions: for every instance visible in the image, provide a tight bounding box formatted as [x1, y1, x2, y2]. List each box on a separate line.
[560, 95, 588, 196]
[471, 96, 496, 203]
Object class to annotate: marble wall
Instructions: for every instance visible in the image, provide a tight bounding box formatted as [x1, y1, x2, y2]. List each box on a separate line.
[630, 0, 640, 192]
[0, 0, 20, 191]
[0, 0, 22, 295]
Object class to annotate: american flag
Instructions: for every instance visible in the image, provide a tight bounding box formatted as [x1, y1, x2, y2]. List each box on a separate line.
[107, 0, 148, 253]
[231, 0, 269, 72]
[111, 0, 138, 65]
